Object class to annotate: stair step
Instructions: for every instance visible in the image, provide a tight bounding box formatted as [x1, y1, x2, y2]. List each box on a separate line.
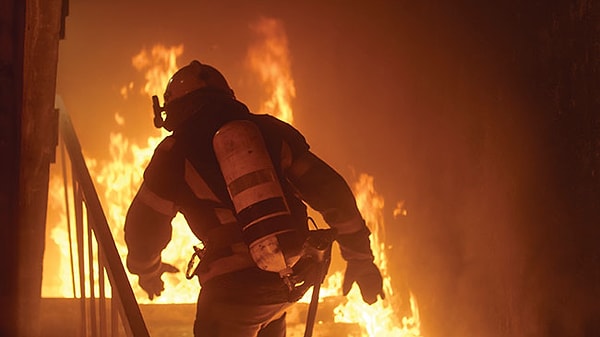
[40, 297, 361, 336]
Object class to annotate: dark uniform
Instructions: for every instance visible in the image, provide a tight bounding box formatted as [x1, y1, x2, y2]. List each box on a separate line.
[124, 61, 383, 337]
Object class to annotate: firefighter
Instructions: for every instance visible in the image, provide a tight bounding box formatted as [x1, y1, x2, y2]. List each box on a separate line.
[124, 60, 384, 337]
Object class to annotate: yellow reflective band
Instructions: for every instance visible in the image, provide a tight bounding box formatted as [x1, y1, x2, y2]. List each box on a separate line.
[333, 217, 366, 235]
[214, 207, 237, 225]
[138, 184, 176, 216]
[228, 169, 275, 197]
[184, 159, 220, 202]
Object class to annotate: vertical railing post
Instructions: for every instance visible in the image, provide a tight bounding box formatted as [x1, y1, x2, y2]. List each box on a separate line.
[87, 215, 98, 337]
[111, 292, 120, 337]
[98, 249, 108, 337]
[58, 108, 150, 337]
[74, 182, 87, 336]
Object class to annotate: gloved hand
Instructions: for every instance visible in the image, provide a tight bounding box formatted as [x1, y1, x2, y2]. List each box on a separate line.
[138, 262, 179, 300]
[342, 259, 385, 305]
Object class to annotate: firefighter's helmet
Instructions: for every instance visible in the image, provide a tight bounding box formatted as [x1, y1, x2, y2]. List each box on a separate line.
[164, 60, 234, 104]
[153, 60, 235, 130]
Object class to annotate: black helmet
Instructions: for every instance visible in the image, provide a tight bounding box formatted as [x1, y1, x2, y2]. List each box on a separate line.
[153, 60, 235, 130]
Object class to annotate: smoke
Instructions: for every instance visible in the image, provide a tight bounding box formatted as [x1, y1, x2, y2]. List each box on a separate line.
[53, 1, 599, 336]
[392, 2, 600, 336]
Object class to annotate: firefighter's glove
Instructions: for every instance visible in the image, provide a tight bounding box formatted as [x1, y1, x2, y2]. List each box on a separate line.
[342, 259, 385, 305]
[138, 262, 179, 300]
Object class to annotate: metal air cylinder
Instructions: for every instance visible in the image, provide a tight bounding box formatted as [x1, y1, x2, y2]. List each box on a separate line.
[213, 119, 296, 277]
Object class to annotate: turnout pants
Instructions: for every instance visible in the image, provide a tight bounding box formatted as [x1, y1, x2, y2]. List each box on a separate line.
[193, 268, 294, 337]
[194, 292, 292, 337]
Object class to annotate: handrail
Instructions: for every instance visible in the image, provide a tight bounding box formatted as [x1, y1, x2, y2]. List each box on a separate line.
[58, 108, 150, 337]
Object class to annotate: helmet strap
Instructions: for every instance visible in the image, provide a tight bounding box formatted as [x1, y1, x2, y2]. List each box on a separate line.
[152, 95, 166, 128]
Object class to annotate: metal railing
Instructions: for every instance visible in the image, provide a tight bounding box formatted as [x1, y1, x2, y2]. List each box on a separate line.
[57, 108, 150, 337]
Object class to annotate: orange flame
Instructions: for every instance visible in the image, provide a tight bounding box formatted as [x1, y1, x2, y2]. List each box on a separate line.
[99, 44, 201, 304]
[131, 44, 183, 97]
[333, 174, 421, 336]
[44, 45, 200, 304]
[247, 17, 296, 123]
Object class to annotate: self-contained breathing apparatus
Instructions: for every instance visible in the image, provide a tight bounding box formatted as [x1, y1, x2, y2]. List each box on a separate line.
[212, 120, 304, 284]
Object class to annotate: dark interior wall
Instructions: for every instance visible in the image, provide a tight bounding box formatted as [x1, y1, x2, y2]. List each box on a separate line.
[0, 0, 25, 333]
[0, 0, 64, 336]
[522, 1, 600, 334]
[18, 0, 64, 336]
[399, 2, 600, 336]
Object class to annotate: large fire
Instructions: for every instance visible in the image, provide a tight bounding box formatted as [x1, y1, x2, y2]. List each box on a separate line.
[44, 17, 421, 336]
